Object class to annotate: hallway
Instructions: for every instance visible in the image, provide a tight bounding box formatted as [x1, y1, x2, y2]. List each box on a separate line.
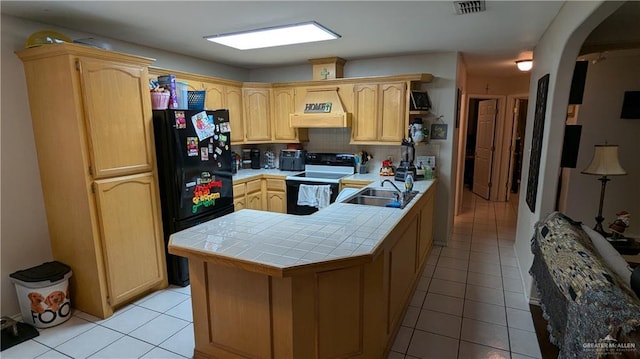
[387, 190, 541, 358]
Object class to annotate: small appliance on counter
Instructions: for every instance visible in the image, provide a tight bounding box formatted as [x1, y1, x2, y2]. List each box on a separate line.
[264, 149, 276, 169]
[279, 149, 306, 171]
[250, 148, 261, 169]
[241, 149, 252, 169]
[395, 135, 417, 182]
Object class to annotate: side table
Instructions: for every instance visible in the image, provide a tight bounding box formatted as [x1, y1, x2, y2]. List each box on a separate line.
[609, 237, 640, 268]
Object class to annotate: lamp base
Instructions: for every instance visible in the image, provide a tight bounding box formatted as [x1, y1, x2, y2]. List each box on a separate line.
[593, 216, 611, 237]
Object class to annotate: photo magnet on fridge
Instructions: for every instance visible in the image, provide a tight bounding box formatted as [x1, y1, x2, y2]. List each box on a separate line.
[187, 137, 198, 156]
[175, 111, 186, 129]
[219, 122, 231, 133]
[201, 147, 209, 161]
[191, 111, 215, 141]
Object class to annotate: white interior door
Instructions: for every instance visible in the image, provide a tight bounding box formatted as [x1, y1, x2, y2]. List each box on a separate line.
[473, 99, 497, 199]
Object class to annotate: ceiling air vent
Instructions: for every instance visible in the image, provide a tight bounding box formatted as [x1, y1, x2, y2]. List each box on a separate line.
[453, 1, 486, 15]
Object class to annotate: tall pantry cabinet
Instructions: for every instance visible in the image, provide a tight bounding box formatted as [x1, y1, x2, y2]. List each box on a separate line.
[17, 43, 167, 319]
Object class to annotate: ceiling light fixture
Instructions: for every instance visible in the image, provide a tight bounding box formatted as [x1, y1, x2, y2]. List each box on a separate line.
[204, 21, 340, 50]
[516, 59, 533, 72]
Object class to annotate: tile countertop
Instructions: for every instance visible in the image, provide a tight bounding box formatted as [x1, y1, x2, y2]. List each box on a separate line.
[170, 168, 436, 273]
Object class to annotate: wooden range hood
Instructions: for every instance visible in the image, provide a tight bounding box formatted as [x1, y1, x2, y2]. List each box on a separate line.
[289, 87, 351, 128]
[289, 57, 352, 128]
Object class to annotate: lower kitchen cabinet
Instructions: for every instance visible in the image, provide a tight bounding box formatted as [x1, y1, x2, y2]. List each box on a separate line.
[233, 183, 247, 211]
[93, 173, 166, 307]
[265, 177, 287, 213]
[340, 179, 373, 191]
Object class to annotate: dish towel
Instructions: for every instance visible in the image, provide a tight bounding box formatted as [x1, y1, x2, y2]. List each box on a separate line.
[297, 184, 332, 209]
[316, 185, 332, 209]
[297, 184, 319, 207]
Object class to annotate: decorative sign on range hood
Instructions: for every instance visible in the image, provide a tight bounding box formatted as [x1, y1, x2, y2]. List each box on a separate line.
[290, 87, 351, 128]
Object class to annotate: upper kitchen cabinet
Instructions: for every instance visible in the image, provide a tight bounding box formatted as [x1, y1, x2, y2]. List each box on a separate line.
[351, 82, 407, 144]
[79, 58, 155, 178]
[243, 85, 272, 143]
[204, 82, 244, 144]
[18, 43, 167, 319]
[148, 68, 245, 144]
[272, 87, 308, 143]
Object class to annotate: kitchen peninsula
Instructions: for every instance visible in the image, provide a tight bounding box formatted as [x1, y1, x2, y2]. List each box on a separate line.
[169, 177, 436, 359]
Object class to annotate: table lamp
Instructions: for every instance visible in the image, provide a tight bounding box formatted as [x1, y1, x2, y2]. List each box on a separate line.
[581, 144, 627, 236]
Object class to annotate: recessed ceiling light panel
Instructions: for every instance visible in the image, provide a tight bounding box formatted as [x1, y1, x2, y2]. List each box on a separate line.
[205, 21, 340, 50]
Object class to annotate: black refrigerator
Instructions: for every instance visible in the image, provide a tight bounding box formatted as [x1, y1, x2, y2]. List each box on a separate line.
[153, 109, 234, 286]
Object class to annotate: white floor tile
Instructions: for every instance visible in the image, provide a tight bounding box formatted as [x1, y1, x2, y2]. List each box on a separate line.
[509, 327, 543, 358]
[433, 266, 468, 283]
[100, 306, 160, 334]
[463, 300, 507, 326]
[506, 308, 536, 332]
[402, 306, 421, 327]
[164, 298, 193, 322]
[467, 260, 502, 277]
[391, 326, 413, 353]
[428, 278, 466, 298]
[440, 247, 470, 260]
[407, 329, 459, 359]
[135, 290, 190, 313]
[2, 339, 50, 358]
[458, 340, 511, 359]
[36, 350, 73, 358]
[409, 290, 426, 308]
[87, 335, 154, 358]
[159, 323, 195, 358]
[421, 264, 436, 277]
[168, 285, 191, 296]
[422, 293, 464, 316]
[466, 272, 503, 290]
[33, 316, 96, 348]
[128, 314, 190, 346]
[140, 347, 187, 358]
[386, 351, 404, 359]
[465, 284, 505, 307]
[55, 325, 123, 358]
[460, 318, 510, 351]
[469, 251, 500, 265]
[415, 309, 462, 339]
[415, 275, 431, 292]
[437, 256, 470, 271]
[505, 291, 530, 311]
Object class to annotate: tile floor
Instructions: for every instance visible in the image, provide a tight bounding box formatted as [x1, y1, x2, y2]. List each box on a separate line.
[387, 190, 542, 359]
[3, 191, 541, 359]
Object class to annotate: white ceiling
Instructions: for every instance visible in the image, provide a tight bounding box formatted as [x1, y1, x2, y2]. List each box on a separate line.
[1, 1, 634, 77]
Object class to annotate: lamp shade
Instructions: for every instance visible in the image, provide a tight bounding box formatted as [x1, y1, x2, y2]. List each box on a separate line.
[581, 144, 627, 176]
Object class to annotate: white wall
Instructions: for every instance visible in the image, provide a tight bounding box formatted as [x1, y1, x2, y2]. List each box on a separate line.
[250, 53, 460, 246]
[564, 49, 640, 236]
[0, 14, 250, 317]
[512, 1, 623, 301]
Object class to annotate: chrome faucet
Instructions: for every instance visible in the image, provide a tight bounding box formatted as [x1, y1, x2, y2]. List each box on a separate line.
[381, 179, 404, 202]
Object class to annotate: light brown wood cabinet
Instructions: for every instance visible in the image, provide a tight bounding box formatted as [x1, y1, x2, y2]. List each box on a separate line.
[243, 86, 272, 142]
[351, 82, 407, 144]
[233, 183, 247, 211]
[18, 43, 167, 319]
[203, 82, 245, 144]
[265, 177, 287, 213]
[340, 179, 373, 191]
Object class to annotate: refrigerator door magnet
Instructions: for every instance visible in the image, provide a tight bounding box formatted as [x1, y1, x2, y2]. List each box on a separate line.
[200, 147, 209, 161]
[191, 111, 215, 140]
[187, 137, 198, 156]
[175, 111, 186, 129]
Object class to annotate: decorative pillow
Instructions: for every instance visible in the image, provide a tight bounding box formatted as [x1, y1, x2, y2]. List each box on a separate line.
[582, 224, 632, 285]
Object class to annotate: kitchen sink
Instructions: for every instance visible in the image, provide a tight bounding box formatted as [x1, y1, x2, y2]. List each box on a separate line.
[343, 188, 419, 209]
[357, 188, 400, 198]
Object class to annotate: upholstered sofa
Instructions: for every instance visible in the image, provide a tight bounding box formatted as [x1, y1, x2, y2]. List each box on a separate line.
[530, 212, 640, 358]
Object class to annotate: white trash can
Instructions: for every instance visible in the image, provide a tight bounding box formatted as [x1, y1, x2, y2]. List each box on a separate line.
[9, 261, 72, 328]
